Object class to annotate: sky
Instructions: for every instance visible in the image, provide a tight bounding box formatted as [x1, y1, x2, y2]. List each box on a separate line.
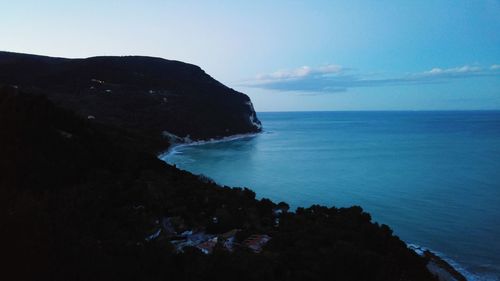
[1, 0, 499, 111]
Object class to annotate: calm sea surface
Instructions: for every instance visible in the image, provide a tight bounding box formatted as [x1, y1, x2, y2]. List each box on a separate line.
[161, 111, 500, 280]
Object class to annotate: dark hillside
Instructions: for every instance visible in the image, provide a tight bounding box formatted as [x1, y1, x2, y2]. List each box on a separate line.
[0, 52, 262, 153]
[0, 85, 436, 281]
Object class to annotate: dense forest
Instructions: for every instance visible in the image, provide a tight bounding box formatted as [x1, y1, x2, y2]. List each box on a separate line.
[0, 84, 438, 280]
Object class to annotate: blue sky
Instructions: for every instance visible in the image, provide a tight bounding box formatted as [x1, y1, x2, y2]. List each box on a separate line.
[1, 0, 499, 111]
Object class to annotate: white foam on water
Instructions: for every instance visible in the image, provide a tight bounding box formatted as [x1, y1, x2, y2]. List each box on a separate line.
[407, 243, 498, 281]
[158, 132, 261, 160]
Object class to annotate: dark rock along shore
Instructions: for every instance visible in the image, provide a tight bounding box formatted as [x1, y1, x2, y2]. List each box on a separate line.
[0, 52, 444, 281]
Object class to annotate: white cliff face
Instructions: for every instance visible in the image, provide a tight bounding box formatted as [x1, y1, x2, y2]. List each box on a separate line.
[246, 101, 262, 130]
[249, 114, 262, 130]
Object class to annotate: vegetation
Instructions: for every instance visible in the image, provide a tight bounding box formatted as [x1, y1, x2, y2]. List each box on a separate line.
[0, 84, 437, 281]
[0, 51, 261, 153]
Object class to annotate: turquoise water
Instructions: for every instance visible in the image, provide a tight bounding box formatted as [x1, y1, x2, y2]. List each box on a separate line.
[161, 111, 500, 280]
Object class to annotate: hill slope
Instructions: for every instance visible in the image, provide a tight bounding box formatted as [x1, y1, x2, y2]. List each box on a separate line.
[0, 85, 437, 281]
[0, 51, 261, 153]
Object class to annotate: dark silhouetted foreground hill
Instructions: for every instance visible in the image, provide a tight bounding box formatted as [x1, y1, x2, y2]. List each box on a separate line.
[0, 85, 437, 281]
[0, 51, 261, 153]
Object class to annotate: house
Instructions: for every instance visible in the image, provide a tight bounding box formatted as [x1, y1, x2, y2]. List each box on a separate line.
[171, 231, 215, 253]
[242, 234, 271, 253]
[196, 237, 218, 254]
[187, 232, 214, 245]
[220, 229, 240, 252]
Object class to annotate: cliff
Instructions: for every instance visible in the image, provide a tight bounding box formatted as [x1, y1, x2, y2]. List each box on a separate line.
[0, 51, 261, 153]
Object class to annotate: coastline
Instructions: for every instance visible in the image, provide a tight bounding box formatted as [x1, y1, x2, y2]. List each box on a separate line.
[158, 129, 479, 281]
[158, 131, 262, 160]
[408, 244, 473, 281]
[4, 87, 441, 280]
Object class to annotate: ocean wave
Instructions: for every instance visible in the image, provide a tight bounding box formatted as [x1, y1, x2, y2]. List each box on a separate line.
[407, 243, 498, 281]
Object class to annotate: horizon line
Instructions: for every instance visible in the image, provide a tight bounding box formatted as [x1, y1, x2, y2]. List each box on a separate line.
[257, 109, 500, 113]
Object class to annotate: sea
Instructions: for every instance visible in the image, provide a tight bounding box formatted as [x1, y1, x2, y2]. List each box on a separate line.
[161, 111, 500, 280]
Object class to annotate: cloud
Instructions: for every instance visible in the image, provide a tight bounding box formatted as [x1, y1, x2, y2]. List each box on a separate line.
[245, 64, 354, 93]
[242, 64, 499, 93]
[421, 65, 481, 76]
[256, 64, 345, 81]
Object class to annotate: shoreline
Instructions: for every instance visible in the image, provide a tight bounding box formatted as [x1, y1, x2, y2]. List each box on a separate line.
[408, 244, 472, 281]
[158, 131, 262, 160]
[158, 131, 478, 281]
